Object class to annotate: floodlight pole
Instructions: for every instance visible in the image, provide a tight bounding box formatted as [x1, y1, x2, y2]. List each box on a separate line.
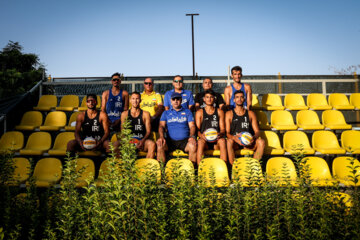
[186, 13, 199, 79]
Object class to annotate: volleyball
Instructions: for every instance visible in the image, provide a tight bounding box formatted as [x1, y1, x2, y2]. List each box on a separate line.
[239, 132, 253, 146]
[83, 137, 96, 150]
[129, 137, 140, 145]
[204, 128, 218, 142]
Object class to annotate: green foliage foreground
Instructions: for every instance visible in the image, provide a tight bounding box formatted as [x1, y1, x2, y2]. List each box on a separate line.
[0, 125, 360, 239]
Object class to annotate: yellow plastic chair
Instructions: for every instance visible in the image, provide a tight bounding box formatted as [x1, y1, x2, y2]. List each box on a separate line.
[322, 110, 352, 130]
[300, 156, 336, 186]
[260, 131, 284, 155]
[111, 132, 156, 157]
[135, 158, 161, 183]
[33, 95, 57, 111]
[350, 93, 360, 109]
[232, 157, 264, 186]
[6, 157, 31, 186]
[312, 130, 346, 154]
[306, 93, 332, 110]
[56, 95, 79, 111]
[332, 156, 360, 186]
[328, 93, 354, 110]
[283, 131, 315, 155]
[39, 111, 67, 131]
[341, 130, 360, 154]
[296, 110, 324, 130]
[170, 149, 189, 157]
[64, 112, 80, 131]
[48, 132, 75, 156]
[266, 157, 298, 186]
[78, 95, 101, 111]
[95, 158, 122, 186]
[284, 93, 308, 110]
[30, 158, 62, 187]
[165, 158, 195, 184]
[251, 94, 262, 110]
[75, 158, 95, 188]
[254, 110, 271, 130]
[79, 150, 102, 157]
[271, 110, 298, 130]
[15, 111, 43, 131]
[261, 94, 285, 110]
[198, 157, 229, 187]
[0, 131, 24, 153]
[20, 132, 52, 156]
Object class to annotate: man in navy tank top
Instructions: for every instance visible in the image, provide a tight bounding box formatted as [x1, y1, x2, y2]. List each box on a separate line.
[224, 66, 252, 110]
[67, 94, 110, 155]
[120, 92, 156, 159]
[195, 90, 227, 165]
[101, 72, 129, 131]
[225, 90, 265, 165]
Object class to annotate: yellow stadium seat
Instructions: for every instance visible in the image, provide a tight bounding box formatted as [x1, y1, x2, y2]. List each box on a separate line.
[271, 110, 298, 130]
[0, 131, 24, 153]
[111, 132, 156, 156]
[232, 157, 264, 186]
[266, 157, 298, 186]
[300, 156, 336, 187]
[48, 132, 75, 156]
[165, 158, 195, 184]
[170, 149, 189, 157]
[261, 94, 285, 110]
[254, 110, 271, 130]
[79, 150, 102, 157]
[284, 93, 308, 110]
[64, 112, 80, 131]
[260, 131, 284, 155]
[20, 132, 52, 156]
[95, 158, 122, 186]
[33, 95, 57, 111]
[15, 111, 43, 131]
[328, 93, 354, 110]
[251, 94, 262, 110]
[283, 131, 315, 155]
[312, 130, 346, 154]
[350, 93, 360, 109]
[6, 157, 31, 186]
[341, 130, 360, 154]
[39, 111, 67, 131]
[75, 158, 95, 188]
[235, 149, 254, 156]
[135, 158, 161, 183]
[322, 110, 352, 130]
[296, 110, 324, 130]
[30, 157, 62, 187]
[78, 95, 101, 111]
[306, 93, 332, 110]
[198, 157, 229, 187]
[204, 149, 221, 157]
[332, 156, 360, 187]
[56, 95, 79, 111]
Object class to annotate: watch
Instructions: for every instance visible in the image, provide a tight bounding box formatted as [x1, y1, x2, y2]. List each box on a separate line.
[190, 135, 196, 139]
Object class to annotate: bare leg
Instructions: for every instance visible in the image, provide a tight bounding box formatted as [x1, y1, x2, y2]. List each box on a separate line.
[226, 138, 237, 165]
[144, 139, 156, 159]
[156, 139, 167, 163]
[66, 139, 79, 156]
[217, 138, 227, 163]
[196, 138, 207, 165]
[253, 138, 265, 161]
[185, 140, 197, 164]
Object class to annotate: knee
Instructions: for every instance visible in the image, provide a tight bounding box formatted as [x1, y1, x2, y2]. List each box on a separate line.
[148, 141, 156, 151]
[256, 138, 265, 149]
[227, 138, 234, 147]
[218, 138, 226, 146]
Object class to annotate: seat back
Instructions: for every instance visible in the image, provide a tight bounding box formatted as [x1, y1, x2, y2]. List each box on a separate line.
[328, 93, 350, 106]
[52, 132, 75, 150]
[8, 157, 31, 185]
[35, 95, 57, 109]
[232, 157, 263, 186]
[283, 131, 312, 150]
[350, 93, 360, 107]
[261, 94, 283, 108]
[198, 157, 229, 187]
[0, 131, 24, 151]
[266, 157, 297, 183]
[135, 158, 161, 183]
[254, 111, 271, 130]
[165, 158, 195, 184]
[312, 130, 341, 149]
[25, 132, 52, 150]
[301, 156, 333, 182]
[251, 94, 261, 109]
[68, 112, 80, 127]
[323, 110, 349, 126]
[19, 111, 43, 127]
[284, 94, 306, 108]
[33, 158, 62, 185]
[59, 95, 79, 108]
[75, 158, 95, 187]
[43, 111, 67, 127]
[307, 93, 328, 107]
[260, 130, 282, 150]
[296, 110, 321, 125]
[341, 130, 360, 152]
[332, 156, 360, 186]
[271, 110, 295, 126]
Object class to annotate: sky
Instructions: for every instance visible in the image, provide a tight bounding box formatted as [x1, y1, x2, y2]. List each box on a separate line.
[1, 0, 359, 77]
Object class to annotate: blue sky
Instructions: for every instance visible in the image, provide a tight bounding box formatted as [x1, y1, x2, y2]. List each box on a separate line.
[1, 0, 359, 77]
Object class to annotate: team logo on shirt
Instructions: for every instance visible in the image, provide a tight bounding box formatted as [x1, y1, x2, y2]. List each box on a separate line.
[181, 112, 186, 115]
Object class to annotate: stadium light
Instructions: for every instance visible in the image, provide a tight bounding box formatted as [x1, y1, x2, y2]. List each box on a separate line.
[186, 13, 199, 79]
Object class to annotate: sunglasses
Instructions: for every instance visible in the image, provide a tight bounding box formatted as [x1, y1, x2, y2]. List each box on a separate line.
[112, 78, 121, 82]
[171, 97, 181, 101]
[87, 99, 96, 103]
[144, 82, 153, 85]
[173, 80, 183, 83]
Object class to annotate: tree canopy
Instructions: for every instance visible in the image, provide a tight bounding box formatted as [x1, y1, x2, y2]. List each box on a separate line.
[0, 41, 45, 99]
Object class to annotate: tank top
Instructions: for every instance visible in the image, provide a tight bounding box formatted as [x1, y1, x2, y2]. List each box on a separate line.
[128, 109, 146, 139]
[200, 108, 220, 133]
[230, 109, 254, 136]
[81, 111, 104, 141]
[230, 83, 247, 109]
[106, 88, 124, 123]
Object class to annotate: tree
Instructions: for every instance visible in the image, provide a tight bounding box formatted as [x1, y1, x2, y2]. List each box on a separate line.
[0, 41, 45, 99]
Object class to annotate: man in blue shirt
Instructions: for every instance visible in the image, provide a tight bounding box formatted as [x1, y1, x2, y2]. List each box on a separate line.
[163, 75, 195, 111]
[157, 92, 197, 164]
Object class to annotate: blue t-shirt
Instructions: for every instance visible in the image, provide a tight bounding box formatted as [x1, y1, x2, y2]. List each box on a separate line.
[230, 83, 247, 109]
[164, 89, 195, 110]
[106, 89, 124, 123]
[160, 107, 194, 141]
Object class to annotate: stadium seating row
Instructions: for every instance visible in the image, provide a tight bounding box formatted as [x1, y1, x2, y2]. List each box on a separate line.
[6, 156, 360, 188]
[1, 130, 359, 157]
[33, 95, 101, 112]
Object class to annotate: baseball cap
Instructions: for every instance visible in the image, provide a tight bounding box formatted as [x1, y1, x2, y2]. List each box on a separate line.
[171, 92, 182, 99]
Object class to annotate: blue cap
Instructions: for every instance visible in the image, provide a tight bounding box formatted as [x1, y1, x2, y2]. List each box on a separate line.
[171, 92, 182, 99]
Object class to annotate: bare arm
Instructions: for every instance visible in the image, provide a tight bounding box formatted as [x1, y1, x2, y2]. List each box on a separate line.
[75, 112, 85, 150]
[225, 110, 243, 145]
[101, 90, 109, 112]
[99, 112, 110, 144]
[120, 111, 128, 131]
[224, 86, 232, 110]
[123, 90, 129, 111]
[195, 109, 204, 140]
[249, 110, 260, 139]
[195, 103, 201, 112]
[143, 111, 152, 140]
[153, 104, 164, 120]
[245, 84, 252, 109]
[218, 109, 226, 138]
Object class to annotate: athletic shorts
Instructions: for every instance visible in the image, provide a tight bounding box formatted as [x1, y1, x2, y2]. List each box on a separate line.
[167, 138, 189, 152]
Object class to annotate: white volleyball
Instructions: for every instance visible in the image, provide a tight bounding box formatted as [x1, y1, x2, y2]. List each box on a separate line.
[83, 137, 96, 150]
[204, 128, 218, 143]
[239, 132, 253, 146]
